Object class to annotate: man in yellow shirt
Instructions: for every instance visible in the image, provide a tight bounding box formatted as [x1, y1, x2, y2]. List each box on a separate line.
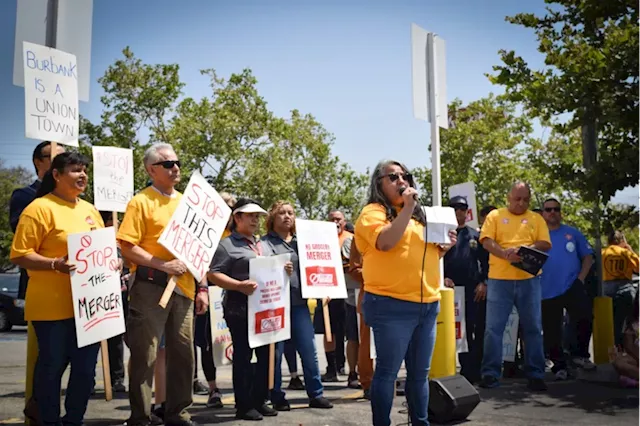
[602, 230, 639, 346]
[117, 143, 208, 426]
[479, 182, 551, 391]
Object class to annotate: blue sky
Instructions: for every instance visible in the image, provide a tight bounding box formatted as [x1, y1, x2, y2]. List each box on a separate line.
[1, 0, 637, 206]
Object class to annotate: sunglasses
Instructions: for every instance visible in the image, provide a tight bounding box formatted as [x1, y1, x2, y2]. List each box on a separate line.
[452, 204, 468, 211]
[544, 207, 561, 212]
[381, 172, 413, 183]
[153, 160, 181, 169]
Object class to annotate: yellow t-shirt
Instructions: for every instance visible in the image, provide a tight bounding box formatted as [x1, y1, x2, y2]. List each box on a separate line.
[222, 229, 231, 239]
[10, 194, 104, 321]
[479, 208, 551, 280]
[355, 203, 441, 304]
[602, 245, 639, 281]
[117, 187, 195, 300]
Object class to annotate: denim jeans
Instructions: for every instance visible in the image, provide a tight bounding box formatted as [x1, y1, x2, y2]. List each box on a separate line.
[32, 319, 100, 426]
[481, 277, 545, 380]
[272, 304, 324, 402]
[362, 293, 440, 426]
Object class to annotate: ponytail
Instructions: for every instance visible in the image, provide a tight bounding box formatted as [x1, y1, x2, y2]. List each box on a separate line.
[35, 151, 90, 198]
[36, 170, 56, 198]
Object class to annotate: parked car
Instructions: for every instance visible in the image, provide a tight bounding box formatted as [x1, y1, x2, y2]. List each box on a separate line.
[0, 271, 26, 331]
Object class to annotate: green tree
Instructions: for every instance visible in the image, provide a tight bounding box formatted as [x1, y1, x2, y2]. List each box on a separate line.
[0, 161, 33, 271]
[489, 0, 638, 203]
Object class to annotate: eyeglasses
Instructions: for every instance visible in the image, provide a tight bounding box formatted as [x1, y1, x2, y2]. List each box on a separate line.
[153, 160, 181, 169]
[544, 207, 561, 212]
[381, 172, 413, 183]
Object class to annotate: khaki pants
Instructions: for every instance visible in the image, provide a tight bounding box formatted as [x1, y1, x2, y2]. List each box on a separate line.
[127, 278, 194, 425]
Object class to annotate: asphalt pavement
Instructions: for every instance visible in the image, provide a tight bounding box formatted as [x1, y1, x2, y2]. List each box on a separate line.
[0, 327, 638, 425]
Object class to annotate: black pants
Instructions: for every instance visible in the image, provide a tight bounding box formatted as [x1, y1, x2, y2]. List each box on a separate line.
[542, 280, 592, 372]
[459, 296, 486, 382]
[107, 290, 128, 383]
[200, 344, 217, 382]
[226, 313, 269, 413]
[314, 299, 346, 370]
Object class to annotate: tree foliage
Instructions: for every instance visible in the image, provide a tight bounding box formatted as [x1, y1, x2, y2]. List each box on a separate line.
[489, 0, 638, 202]
[0, 161, 33, 271]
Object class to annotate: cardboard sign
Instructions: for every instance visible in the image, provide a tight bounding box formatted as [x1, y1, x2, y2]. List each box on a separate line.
[423, 206, 458, 244]
[68, 227, 126, 348]
[248, 254, 291, 349]
[503, 307, 519, 362]
[454, 286, 469, 353]
[92, 146, 134, 213]
[208, 286, 232, 366]
[448, 182, 479, 230]
[23, 42, 79, 146]
[157, 172, 231, 282]
[296, 219, 348, 300]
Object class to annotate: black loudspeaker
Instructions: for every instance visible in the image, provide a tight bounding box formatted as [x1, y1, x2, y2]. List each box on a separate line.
[428, 375, 480, 424]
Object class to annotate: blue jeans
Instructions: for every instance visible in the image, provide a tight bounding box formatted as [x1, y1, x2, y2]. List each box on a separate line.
[362, 293, 440, 426]
[482, 277, 545, 380]
[32, 319, 100, 426]
[272, 305, 323, 402]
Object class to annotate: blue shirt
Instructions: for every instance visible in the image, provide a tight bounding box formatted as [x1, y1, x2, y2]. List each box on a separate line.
[541, 224, 593, 300]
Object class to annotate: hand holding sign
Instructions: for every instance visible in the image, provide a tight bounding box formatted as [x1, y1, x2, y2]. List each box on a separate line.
[52, 254, 76, 274]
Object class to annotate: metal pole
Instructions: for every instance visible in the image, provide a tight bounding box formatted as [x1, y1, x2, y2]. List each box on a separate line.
[426, 33, 442, 207]
[45, 0, 58, 48]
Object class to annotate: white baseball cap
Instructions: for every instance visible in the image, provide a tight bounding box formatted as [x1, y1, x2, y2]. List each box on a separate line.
[233, 203, 268, 215]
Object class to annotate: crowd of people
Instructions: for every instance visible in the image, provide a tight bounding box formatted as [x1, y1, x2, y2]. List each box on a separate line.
[8, 141, 639, 426]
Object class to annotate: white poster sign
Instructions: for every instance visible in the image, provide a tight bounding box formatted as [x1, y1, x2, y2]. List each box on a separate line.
[448, 182, 479, 230]
[208, 286, 232, 366]
[158, 172, 231, 282]
[248, 254, 291, 349]
[296, 219, 348, 300]
[423, 206, 458, 244]
[23, 41, 79, 146]
[454, 287, 469, 353]
[503, 307, 519, 362]
[92, 146, 134, 213]
[68, 227, 126, 348]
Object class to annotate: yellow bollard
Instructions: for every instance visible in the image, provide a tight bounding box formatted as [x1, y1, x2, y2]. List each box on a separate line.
[592, 296, 614, 365]
[430, 287, 456, 379]
[25, 321, 38, 425]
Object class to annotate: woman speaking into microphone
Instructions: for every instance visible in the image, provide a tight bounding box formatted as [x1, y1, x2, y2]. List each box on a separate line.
[355, 160, 456, 426]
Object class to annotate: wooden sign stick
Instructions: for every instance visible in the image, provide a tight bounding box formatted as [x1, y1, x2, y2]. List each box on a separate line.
[323, 297, 333, 343]
[268, 343, 276, 390]
[159, 276, 177, 308]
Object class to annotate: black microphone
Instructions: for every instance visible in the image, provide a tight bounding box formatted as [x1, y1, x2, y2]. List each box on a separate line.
[399, 186, 419, 202]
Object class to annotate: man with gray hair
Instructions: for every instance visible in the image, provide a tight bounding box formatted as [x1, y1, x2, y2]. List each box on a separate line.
[479, 181, 551, 391]
[118, 143, 209, 426]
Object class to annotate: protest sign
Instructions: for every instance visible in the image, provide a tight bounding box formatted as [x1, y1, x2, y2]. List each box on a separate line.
[208, 286, 233, 366]
[23, 41, 79, 146]
[248, 254, 291, 349]
[296, 219, 348, 300]
[503, 307, 520, 362]
[448, 182, 479, 230]
[423, 206, 458, 244]
[158, 171, 231, 282]
[92, 146, 134, 213]
[68, 227, 125, 348]
[454, 287, 469, 353]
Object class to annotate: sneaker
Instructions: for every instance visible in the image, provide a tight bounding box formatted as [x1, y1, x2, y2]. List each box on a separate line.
[113, 379, 127, 393]
[545, 358, 554, 370]
[321, 372, 339, 382]
[288, 376, 305, 390]
[152, 405, 165, 422]
[274, 400, 291, 411]
[256, 404, 278, 417]
[363, 389, 371, 400]
[479, 376, 500, 389]
[235, 409, 263, 421]
[554, 369, 568, 381]
[338, 366, 346, 375]
[572, 357, 597, 371]
[309, 396, 333, 409]
[149, 414, 163, 426]
[206, 388, 223, 409]
[193, 379, 209, 396]
[527, 378, 547, 391]
[347, 372, 362, 389]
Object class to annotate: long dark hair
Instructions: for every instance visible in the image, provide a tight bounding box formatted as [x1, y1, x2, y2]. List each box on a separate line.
[367, 160, 426, 225]
[230, 198, 261, 231]
[36, 151, 90, 198]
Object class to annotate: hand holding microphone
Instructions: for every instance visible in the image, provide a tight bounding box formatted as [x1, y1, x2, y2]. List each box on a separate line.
[399, 186, 419, 209]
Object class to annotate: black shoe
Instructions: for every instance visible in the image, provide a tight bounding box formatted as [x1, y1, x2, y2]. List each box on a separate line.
[321, 372, 339, 382]
[236, 409, 263, 421]
[113, 379, 127, 393]
[479, 376, 500, 389]
[288, 376, 305, 390]
[206, 388, 223, 409]
[193, 379, 209, 396]
[309, 396, 333, 409]
[274, 400, 291, 411]
[527, 378, 547, 391]
[395, 379, 405, 396]
[338, 366, 346, 375]
[256, 404, 278, 417]
[149, 414, 163, 426]
[165, 421, 198, 426]
[152, 405, 165, 422]
[363, 389, 371, 400]
[347, 372, 362, 389]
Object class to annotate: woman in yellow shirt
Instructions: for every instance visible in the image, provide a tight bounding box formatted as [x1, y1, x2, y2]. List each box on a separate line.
[10, 152, 105, 426]
[355, 160, 456, 426]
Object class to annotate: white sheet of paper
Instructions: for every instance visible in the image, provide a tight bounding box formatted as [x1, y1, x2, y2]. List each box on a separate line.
[423, 206, 458, 244]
